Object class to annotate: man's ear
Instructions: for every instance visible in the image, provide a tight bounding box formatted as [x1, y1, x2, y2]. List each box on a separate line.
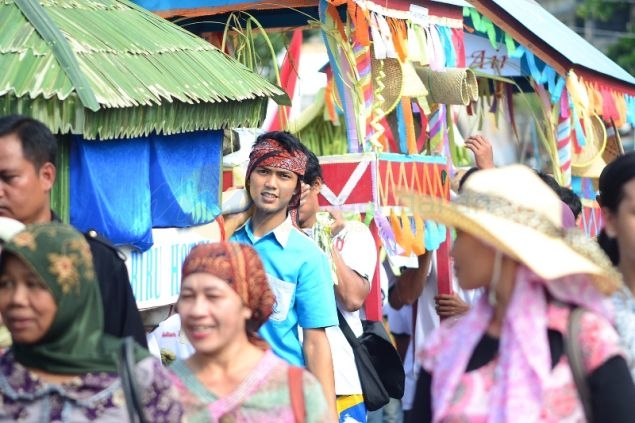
[39, 162, 56, 192]
[601, 206, 618, 238]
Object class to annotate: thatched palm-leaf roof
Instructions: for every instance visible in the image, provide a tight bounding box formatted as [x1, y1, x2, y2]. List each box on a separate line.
[0, 0, 288, 139]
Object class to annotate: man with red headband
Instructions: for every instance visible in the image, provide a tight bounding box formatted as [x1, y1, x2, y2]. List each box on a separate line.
[231, 131, 338, 415]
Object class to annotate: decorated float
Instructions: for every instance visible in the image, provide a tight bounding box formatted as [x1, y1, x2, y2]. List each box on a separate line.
[129, 0, 635, 320]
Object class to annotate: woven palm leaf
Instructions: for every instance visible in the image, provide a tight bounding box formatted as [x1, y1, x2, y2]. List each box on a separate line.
[0, 0, 288, 139]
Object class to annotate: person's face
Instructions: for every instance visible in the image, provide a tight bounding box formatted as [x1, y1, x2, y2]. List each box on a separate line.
[297, 179, 321, 228]
[248, 166, 298, 218]
[0, 254, 57, 344]
[0, 134, 55, 224]
[451, 230, 496, 290]
[178, 273, 251, 355]
[603, 179, 635, 267]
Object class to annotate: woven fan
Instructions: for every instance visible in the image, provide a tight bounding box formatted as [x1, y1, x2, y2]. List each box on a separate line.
[371, 56, 403, 115]
[571, 114, 607, 169]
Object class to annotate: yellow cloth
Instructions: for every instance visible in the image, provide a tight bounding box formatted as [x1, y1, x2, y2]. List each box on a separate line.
[336, 394, 365, 414]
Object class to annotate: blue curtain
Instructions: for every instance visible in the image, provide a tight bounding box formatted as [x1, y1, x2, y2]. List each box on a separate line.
[150, 131, 222, 227]
[70, 130, 222, 251]
[70, 136, 153, 251]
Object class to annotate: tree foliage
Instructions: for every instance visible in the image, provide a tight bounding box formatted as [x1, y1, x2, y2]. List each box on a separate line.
[607, 35, 635, 75]
[576, 0, 635, 75]
[576, 0, 620, 21]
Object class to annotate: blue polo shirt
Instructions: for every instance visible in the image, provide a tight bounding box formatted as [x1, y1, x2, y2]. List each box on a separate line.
[231, 216, 337, 365]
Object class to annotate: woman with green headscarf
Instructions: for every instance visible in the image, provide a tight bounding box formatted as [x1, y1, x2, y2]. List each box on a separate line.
[0, 223, 183, 422]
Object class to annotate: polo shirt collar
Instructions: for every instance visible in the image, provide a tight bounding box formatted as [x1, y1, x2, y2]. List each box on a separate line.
[247, 215, 293, 248]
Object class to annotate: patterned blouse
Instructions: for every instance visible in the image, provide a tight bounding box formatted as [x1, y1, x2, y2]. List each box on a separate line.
[169, 349, 332, 423]
[613, 286, 635, 380]
[0, 352, 183, 422]
[426, 303, 624, 422]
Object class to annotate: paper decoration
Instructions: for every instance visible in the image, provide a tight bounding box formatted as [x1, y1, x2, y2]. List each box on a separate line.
[557, 113, 572, 187]
[318, 153, 377, 211]
[377, 153, 449, 208]
[579, 204, 603, 238]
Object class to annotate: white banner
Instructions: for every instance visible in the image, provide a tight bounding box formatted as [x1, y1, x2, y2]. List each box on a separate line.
[464, 33, 522, 77]
[122, 222, 221, 310]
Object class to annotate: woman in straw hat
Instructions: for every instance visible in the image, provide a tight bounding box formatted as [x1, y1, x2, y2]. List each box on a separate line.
[406, 165, 635, 422]
[168, 242, 333, 422]
[598, 151, 635, 381]
[0, 223, 183, 422]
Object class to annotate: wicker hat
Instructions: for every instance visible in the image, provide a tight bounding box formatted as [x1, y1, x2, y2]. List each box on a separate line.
[400, 165, 620, 294]
[414, 65, 479, 105]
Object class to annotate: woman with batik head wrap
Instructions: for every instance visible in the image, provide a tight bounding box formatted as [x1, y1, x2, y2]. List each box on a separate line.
[0, 223, 183, 422]
[598, 151, 635, 381]
[406, 165, 635, 423]
[168, 242, 333, 422]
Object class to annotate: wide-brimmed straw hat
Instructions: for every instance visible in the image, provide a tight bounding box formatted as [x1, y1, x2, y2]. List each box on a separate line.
[400, 165, 620, 294]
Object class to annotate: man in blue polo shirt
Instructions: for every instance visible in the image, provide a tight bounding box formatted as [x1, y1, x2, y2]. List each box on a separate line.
[231, 131, 337, 415]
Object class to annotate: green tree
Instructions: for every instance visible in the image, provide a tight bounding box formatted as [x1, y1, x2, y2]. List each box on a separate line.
[577, 0, 635, 75]
[576, 0, 620, 21]
[607, 35, 635, 75]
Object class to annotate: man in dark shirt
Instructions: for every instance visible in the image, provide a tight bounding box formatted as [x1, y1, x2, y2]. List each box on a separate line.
[0, 115, 147, 347]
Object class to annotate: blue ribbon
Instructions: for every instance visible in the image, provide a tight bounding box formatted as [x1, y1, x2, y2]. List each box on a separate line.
[396, 101, 408, 154]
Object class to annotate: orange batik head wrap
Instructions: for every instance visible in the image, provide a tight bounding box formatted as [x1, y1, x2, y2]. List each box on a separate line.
[181, 242, 275, 349]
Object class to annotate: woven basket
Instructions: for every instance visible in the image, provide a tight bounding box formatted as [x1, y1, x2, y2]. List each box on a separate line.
[414, 65, 479, 105]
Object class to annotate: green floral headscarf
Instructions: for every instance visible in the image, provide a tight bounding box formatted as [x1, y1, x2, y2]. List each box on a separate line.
[0, 223, 148, 374]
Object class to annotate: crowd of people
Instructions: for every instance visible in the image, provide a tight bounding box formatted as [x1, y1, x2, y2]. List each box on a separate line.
[1, 114, 635, 422]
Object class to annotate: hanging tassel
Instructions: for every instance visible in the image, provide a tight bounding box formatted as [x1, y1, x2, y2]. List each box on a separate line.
[374, 208, 403, 256]
[428, 104, 445, 154]
[557, 117, 572, 187]
[400, 209, 414, 256]
[387, 17, 408, 62]
[390, 209, 411, 255]
[396, 102, 409, 154]
[412, 214, 426, 256]
[348, 1, 371, 47]
[400, 98, 418, 154]
[324, 79, 338, 124]
[416, 103, 429, 153]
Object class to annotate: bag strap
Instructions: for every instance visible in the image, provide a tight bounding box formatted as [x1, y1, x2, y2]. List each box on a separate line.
[288, 365, 306, 423]
[337, 308, 360, 346]
[118, 337, 148, 423]
[565, 307, 593, 423]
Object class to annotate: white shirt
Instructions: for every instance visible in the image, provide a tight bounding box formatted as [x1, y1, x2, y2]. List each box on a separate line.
[324, 220, 378, 395]
[147, 314, 194, 363]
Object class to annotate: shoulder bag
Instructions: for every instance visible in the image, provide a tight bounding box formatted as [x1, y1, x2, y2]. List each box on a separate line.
[337, 310, 405, 411]
[565, 306, 593, 423]
[117, 337, 148, 423]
